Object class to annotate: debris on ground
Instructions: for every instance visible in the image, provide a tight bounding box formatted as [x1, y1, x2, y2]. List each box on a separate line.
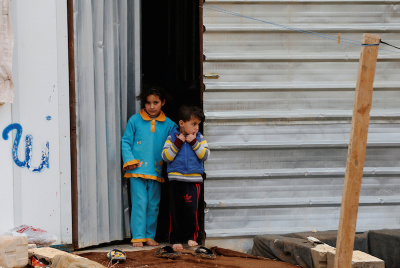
[252, 231, 387, 268]
[31, 255, 48, 267]
[3, 225, 57, 247]
[29, 247, 105, 268]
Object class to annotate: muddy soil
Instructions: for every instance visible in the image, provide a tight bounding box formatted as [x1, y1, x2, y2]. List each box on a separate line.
[78, 247, 298, 268]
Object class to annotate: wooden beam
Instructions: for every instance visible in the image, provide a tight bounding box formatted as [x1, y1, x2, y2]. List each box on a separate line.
[334, 33, 380, 268]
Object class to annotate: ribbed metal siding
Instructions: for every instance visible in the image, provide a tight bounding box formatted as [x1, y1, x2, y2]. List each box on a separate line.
[203, 0, 400, 244]
[74, 0, 140, 248]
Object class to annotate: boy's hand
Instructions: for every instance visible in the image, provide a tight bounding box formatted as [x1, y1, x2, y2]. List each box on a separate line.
[176, 133, 186, 142]
[186, 133, 196, 143]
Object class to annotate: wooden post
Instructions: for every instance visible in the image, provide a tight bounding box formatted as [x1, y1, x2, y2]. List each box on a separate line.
[334, 33, 380, 268]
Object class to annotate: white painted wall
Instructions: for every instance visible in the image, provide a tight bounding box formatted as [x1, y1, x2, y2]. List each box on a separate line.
[0, 0, 71, 244]
[0, 103, 14, 230]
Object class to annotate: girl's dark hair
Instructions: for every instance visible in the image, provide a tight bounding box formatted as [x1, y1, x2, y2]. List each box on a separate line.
[178, 105, 205, 122]
[136, 86, 167, 109]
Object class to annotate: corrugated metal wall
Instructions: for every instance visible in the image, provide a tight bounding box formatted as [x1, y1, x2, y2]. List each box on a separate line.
[202, 0, 400, 251]
[73, 0, 140, 248]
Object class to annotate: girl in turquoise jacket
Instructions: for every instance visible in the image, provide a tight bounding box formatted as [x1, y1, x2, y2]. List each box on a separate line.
[121, 87, 177, 247]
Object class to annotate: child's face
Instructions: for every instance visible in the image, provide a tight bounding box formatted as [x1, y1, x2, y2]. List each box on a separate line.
[179, 116, 201, 136]
[145, 94, 165, 117]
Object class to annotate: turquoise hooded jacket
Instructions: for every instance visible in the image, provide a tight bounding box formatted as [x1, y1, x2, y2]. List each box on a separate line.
[121, 109, 177, 182]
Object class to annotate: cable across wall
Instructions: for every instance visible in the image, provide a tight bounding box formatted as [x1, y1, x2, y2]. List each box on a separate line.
[202, 3, 400, 54]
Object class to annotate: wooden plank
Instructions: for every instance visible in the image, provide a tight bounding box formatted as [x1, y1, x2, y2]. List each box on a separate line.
[334, 33, 380, 268]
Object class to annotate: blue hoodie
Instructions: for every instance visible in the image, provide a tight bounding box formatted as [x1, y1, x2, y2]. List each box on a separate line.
[162, 128, 210, 183]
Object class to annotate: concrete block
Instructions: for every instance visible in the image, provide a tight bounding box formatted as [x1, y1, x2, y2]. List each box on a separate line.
[0, 236, 29, 268]
[326, 250, 384, 268]
[311, 244, 335, 268]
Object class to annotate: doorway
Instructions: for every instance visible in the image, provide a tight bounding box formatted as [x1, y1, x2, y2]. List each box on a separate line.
[141, 0, 203, 243]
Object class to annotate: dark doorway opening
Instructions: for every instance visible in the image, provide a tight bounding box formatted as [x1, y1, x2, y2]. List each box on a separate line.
[141, 0, 203, 244]
[142, 0, 201, 123]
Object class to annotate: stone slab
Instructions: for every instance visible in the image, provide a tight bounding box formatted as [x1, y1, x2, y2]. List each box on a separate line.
[51, 254, 106, 268]
[29, 247, 82, 263]
[326, 250, 384, 268]
[285, 230, 369, 253]
[310, 244, 336, 268]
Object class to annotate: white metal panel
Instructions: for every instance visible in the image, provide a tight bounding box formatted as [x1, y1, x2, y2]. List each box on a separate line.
[55, 0, 72, 244]
[0, 0, 71, 244]
[203, 0, 400, 253]
[0, 103, 14, 231]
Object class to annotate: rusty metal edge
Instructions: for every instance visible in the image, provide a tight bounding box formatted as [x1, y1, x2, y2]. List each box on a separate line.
[67, 0, 78, 250]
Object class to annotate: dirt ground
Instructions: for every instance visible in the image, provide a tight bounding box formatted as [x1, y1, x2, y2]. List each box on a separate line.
[77, 246, 299, 268]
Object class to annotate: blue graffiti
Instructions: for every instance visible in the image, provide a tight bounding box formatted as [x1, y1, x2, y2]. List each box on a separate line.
[2, 123, 49, 172]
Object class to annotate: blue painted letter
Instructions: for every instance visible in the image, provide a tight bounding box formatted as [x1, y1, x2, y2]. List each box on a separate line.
[2, 123, 50, 172]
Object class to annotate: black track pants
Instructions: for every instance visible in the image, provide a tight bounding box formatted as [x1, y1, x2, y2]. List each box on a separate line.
[168, 180, 201, 244]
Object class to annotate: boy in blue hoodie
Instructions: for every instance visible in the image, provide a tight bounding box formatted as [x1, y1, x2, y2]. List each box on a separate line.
[161, 105, 210, 250]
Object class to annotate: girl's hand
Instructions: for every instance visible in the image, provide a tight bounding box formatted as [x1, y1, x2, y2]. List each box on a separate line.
[176, 133, 186, 142]
[125, 164, 137, 170]
[186, 133, 196, 143]
[125, 161, 143, 170]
